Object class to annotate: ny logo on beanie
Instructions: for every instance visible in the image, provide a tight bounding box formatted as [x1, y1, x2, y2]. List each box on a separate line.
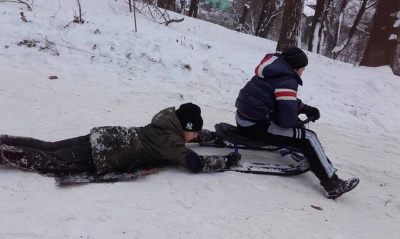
[186, 122, 193, 130]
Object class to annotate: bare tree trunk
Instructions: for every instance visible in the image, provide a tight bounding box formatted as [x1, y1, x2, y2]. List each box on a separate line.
[188, 0, 199, 18]
[133, 0, 137, 32]
[77, 0, 82, 22]
[128, 0, 132, 12]
[158, 0, 176, 11]
[236, 0, 251, 32]
[255, 0, 283, 38]
[360, 0, 400, 73]
[393, 44, 400, 76]
[177, 0, 186, 13]
[332, 0, 376, 59]
[73, 0, 84, 24]
[276, 0, 304, 52]
[308, 0, 326, 52]
[255, 0, 268, 35]
[172, 0, 177, 11]
[324, 0, 348, 58]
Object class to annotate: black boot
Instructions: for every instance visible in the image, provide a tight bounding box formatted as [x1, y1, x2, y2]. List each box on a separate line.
[321, 174, 360, 199]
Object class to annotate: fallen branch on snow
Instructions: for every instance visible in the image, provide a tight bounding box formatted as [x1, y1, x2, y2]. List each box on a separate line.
[161, 18, 184, 26]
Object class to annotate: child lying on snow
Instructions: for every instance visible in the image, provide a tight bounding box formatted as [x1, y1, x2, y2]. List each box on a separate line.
[0, 102, 240, 178]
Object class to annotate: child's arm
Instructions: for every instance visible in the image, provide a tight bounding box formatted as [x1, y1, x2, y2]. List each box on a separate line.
[190, 129, 217, 143]
[185, 151, 240, 173]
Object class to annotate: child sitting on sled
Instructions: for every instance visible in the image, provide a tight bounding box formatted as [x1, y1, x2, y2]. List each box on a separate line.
[0, 103, 240, 180]
[234, 46, 359, 199]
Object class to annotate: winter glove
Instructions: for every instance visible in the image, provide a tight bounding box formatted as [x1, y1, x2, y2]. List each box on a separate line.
[191, 129, 217, 143]
[301, 105, 320, 122]
[224, 152, 241, 169]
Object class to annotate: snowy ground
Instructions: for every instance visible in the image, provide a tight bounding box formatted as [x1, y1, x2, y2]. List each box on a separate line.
[1, 0, 399, 238]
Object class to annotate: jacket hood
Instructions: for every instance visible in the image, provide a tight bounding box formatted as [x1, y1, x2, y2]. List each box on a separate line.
[151, 107, 183, 135]
[254, 53, 303, 85]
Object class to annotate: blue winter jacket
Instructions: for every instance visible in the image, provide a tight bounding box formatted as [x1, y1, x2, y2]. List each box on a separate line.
[235, 53, 305, 128]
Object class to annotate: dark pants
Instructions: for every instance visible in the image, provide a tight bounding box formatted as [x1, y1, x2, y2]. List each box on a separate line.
[237, 121, 336, 182]
[0, 134, 95, 174]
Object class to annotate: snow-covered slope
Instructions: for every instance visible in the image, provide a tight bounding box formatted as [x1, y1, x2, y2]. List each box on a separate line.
[1, 1, 399, 238]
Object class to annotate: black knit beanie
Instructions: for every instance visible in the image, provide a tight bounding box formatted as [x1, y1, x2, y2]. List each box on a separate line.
[281, 47, 308, 69]
[175, 103, 203, 131]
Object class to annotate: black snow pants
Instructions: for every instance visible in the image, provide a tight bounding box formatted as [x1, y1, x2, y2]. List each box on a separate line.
[0, 134, 95, 174]
[237, 121, 336, 182]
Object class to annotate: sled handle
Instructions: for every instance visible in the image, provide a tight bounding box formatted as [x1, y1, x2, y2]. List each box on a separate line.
[298, 116, 316, 127]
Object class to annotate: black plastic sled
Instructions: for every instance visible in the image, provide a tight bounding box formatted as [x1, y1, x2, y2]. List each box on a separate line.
[200, 122, 311, 176]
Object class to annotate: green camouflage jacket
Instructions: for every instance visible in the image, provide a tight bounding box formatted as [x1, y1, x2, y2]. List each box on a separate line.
[89, 107, 227, 174]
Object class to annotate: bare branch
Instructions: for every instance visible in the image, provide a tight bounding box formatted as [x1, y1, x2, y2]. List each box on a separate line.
[162, 18, 184, 26]
[3, 0, 32, 11]
[76, 0, 83, 23]
[51, 0, 61, 18]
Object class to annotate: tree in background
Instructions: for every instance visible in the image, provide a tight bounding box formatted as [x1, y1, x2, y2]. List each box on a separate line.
[128, 0, 133, 12]
[393, 44, 400, 76]
[158, 0, 176, 11]
[255, 0, 283, 38]
[74, 0, 84, 24]
[236, 0, 251, 32]
[276, 0, 304, 51]
[360, 0, 400, 75]
[308, 0, 328, 53]
[177, 0, 187, 14]
[331, 0, 376, 59]
[324, 0, 349, 58]
[188, 0, 199, 18]
[115, 0, 400, 75]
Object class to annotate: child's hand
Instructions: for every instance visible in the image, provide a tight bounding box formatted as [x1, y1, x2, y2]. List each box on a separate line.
[302, 105, 320, 121]
[225, 152, 241, 168]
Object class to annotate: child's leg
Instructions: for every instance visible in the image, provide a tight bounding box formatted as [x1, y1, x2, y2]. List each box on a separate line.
[237, 122, 358, 198]
[237, 122, 335, 182]
[0, 134, 90, 151]
[0, 144, 95, 174]
[265, 123, 335, 182]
